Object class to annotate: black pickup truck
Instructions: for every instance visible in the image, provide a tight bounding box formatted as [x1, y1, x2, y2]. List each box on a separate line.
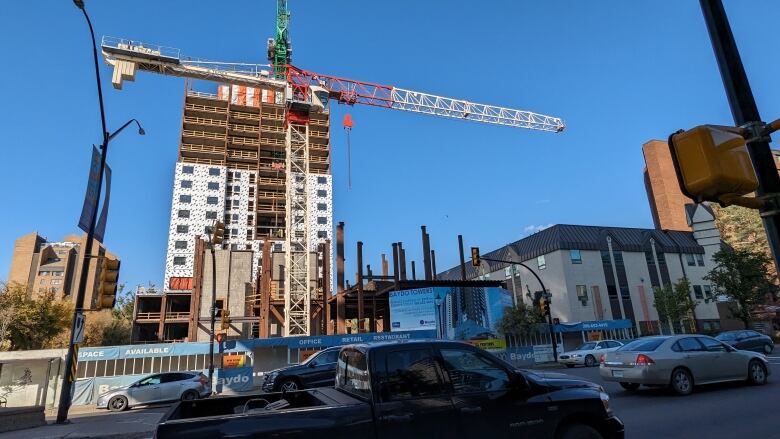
[155, 340, 624, 439]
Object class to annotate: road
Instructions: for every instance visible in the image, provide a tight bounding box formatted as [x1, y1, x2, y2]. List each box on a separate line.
[7, 355, 779, 438]
[558, 355, 780, 438]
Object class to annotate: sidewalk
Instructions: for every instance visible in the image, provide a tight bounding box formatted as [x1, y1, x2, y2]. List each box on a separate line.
[0, 408, 164, 439]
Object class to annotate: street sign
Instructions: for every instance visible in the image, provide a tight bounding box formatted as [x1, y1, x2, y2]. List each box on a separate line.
[78, 146, 102, 234]
[73, 313, 86, 344]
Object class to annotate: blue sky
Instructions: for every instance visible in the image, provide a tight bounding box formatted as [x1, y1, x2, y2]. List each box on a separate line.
[1, 1, 779, 290]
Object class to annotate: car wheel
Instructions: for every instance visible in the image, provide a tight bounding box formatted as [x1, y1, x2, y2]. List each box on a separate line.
[558, 423, 604, 439]
[108, 395, 129, 412]
[279, 378, 299, 392]
[619, 382, 640, 391]
[181, 390, 199, 401]
[748, 360, 768, 385]
[763, 344, 773, 355]
[585, 355, 596, 367]
[565, 364, 575, 368]
[670, 368, 693, 396]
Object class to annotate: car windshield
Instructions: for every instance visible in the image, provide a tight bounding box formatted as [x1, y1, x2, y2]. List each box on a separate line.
[303, 349, 335, 364]
[715, 333, 734, 341]
[577, 342, 597, 350]
[617, 337, 668, 352]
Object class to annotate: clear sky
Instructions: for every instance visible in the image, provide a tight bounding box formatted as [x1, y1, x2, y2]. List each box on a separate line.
[1, 1, 779, 291]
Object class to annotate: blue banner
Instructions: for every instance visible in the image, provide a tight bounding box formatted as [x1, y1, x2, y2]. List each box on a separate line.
[78, 146, 102, 234]
[554, 319, 633, 333]
[216, 367, 253, 393]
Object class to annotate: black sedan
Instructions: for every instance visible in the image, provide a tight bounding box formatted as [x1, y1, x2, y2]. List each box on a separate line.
[716, 330, 774, 354]
[261, 346, 340, 392]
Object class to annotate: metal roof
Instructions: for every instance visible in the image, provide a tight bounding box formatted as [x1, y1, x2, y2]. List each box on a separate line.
[438, 224, 705, 280]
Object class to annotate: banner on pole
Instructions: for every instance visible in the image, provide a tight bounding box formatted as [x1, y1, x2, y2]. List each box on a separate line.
[78, 146, 102, 234]
[94, 164, 111, 242]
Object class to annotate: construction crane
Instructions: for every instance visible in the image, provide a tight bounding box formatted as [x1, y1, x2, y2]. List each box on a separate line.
[101, 1, 564, 337]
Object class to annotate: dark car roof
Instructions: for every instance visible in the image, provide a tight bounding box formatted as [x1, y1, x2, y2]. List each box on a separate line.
[343, 339, 475, 353]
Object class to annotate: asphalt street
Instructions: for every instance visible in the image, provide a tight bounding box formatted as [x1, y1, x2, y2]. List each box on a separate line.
[560, 355, 780, 439]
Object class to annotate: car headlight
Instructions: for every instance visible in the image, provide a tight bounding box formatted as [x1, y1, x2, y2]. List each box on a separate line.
[267, 372, 278, 383]
[572, 354, 582, 358]
[599, 392, 612, 414]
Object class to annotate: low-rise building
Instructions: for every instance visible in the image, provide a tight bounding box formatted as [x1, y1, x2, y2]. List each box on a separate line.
[438, 204, 726, 335]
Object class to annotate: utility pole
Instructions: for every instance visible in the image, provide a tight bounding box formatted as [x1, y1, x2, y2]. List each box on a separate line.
[700, 0, 780, 272]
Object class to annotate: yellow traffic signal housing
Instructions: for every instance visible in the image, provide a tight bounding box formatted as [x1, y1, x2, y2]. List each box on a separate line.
[221, 309, 231, 330]
[212, 221, 225, 246]
[97, 257, 120, 309]
[470, 247, 481, 267]
[669, 125, 758, 205]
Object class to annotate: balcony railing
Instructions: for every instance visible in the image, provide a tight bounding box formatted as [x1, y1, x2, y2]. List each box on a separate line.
[136, 312, 161, 320]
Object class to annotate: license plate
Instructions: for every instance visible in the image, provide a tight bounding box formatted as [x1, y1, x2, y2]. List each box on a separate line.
[612, 370, 624, 378]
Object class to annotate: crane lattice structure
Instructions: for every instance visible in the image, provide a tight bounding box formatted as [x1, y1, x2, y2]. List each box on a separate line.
[101, 3, 564, 337]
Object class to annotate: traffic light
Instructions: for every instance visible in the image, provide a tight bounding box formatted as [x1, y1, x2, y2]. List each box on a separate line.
[543, 300, 551, 316]
[215, 332, 226, 344]
[212, 221, 225, 246]
[668, 125, 758, 206]
[97, 257, 120, 309]
[221, 309, 231, 331]
[471, 247, 481, 267]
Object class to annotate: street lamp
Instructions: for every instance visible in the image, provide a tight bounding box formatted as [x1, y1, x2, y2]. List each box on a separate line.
[57, 1, 144, 424]
[434, 292, 444, 339]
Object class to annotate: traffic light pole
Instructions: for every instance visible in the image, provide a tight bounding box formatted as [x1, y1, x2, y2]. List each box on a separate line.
[56, 3, 110, 424]
[700, 0, 780, 274]
[208, 244, 217, 394]
[481, 257, 558, 362]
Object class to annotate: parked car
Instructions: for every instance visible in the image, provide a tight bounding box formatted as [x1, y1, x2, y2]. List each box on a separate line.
[262, 346, 341, 392]
[715, 330, 774, 354]
[97, 372, 210, 412]
[559, 340, 624, 368]
[156, 340, 625, 439]
[600, 335, 770, 395]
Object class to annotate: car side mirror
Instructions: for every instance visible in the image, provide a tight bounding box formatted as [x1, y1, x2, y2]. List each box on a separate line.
[308, 361, 317, 368]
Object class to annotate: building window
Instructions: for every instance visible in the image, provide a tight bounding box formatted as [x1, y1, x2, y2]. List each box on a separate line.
[693, 285, 704, 300]
[317, 189, 327, 197]
[175, 241, 187, 250]
[178, 210, 190, 218]
[576, 285, 588, 304]
[296, 175, 305, 183]
[208, 182, 219, 190]
[52, 271, 63, 276]
[231, 229, 238, 236]
[570, 249, 582, 264]
[207, 196, 218, 205]
[180, 180, 192, 189]
[182, 166, 194, 174]
[232, 213, 239, 221]
[204, 226, 213, 234]
[233, 185, 240, 192]
[696, 253, 705, 266]
[703, 285, 713, 299]
[51, 279, 62, 285]
[209, 168, 220, 176]
[317, 203, 327, 211]
[317, 231, 327, 238]
[232, 199, 240, 207]
[317, 217, 327, 225]
[206, 211, 218, 220]
[176, 225, 189, 233]
[685, 254, 696, 266]
[173, 257, 186, 266]
[317, 176, 327, 184]
[274, 244, 283, 252]
[179, 194, 191, 203]
[537, 255, 546, 270]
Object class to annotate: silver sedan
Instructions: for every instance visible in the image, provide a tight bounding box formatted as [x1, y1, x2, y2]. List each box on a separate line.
[97, 372, 210, 411]
[599, 335, 770, 395]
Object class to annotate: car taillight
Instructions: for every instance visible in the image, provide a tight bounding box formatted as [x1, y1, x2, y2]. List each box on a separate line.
[599, 354, 605, 364]
[199, 377, 209, 385]
[635, 354, 655, 366]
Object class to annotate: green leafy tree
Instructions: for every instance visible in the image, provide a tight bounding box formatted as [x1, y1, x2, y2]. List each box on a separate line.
[711, 204, 776, 281]
[497, 303, 543, 346]
[653, 278, 698, 335]
[704, 249, 779, 329]
[101, 285, 134, 346]
[0, 282, 71, 350]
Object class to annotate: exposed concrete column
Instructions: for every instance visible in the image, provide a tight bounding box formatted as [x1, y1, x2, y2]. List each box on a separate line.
[381, 254, 388, 277]
[431, 250, 437, 280]
[357, 241, 365, 329]
[458, 235, 467, 281]
[422, 226, 432, 280]
[336, 223, 346, 334]
[323, 240, 332, 335]
[259, 240, 272, 338]
[392, 243, 400, 290]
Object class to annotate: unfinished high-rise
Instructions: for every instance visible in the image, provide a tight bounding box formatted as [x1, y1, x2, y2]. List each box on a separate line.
[161, 82, 332, 336]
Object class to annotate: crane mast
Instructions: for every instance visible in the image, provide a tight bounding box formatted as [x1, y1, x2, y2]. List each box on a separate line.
[100, 8, 564, 337]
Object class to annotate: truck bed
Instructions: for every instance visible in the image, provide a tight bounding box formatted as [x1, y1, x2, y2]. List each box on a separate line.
[156, 388, 374, 439]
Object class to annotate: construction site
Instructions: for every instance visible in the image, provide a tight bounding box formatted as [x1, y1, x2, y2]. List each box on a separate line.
[102, 0, 564, 343]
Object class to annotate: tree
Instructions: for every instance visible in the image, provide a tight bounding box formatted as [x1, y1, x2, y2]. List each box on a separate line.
[704, 249, 779, 329]
[711, 204, 776, 281]
[496, 304, 543, 346]
[653, 278, 698, 335]
[101, 285, 134, 346]
[0, 282, 71, 350]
